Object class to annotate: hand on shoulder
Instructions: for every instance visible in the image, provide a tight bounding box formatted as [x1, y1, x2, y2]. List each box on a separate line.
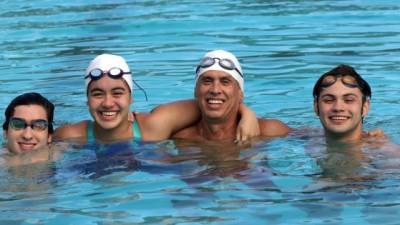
[363, 128, 387, 139]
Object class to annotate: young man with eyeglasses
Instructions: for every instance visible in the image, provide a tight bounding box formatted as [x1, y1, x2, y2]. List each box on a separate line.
[2, 92, 54, 154]
[313, 64, 373, 142]
[172, 50, 291, 141]
[54, 53, 259, 143]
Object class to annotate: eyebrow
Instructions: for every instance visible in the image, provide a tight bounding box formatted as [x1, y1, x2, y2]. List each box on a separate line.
[11, 117, 48, 122]
[343, 93, 358, 98]
[111, 87, 128, 92]
[89, 88, 105, 93]
[89, 87, 127, 93]
[320, 93, 359, 99]
[220, 76, 233, 80]
[201, 75, 213, 79]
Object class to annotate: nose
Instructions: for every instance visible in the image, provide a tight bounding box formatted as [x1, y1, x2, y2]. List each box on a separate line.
[209, 81, 222, 95]
[102, 94, 114, 107]
[332, 99, 345, 112]
[21, 127, 33, 140]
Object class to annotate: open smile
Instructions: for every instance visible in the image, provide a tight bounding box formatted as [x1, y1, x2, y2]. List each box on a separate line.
[98, 110, 119, 121]
[206, 98, 225, 109]
[207, 98, 224, 104]
[18, 142, 36, 151]
[329, 115, 351, 124]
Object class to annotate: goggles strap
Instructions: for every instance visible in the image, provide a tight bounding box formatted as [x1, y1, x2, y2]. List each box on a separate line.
[132, 78, 148, 101]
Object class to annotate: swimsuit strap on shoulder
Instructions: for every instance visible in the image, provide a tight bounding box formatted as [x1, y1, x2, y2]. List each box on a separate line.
[132, 112, 142, 140]
[132, 117, 142, 140]
[87, 118, 141, 141]
[86, 120, 95, 142]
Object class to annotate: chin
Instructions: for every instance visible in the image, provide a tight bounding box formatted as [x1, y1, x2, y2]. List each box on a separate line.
[205, 113, 222, 119]
[98, 121, 118, 130]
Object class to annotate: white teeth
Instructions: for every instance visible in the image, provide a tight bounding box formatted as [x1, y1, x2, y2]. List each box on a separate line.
[208, 99, 223, 104]
[19, 143, 35, 150]
[102, 112, 116, 116]
[331, 116, 347, 120]
[20, 143, 34, 146]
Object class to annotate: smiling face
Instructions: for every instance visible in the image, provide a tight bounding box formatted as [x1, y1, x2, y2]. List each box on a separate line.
[195, 70, 243, 123]
[5, 105, 51, 154]
[314, 77, 370, 141]
[87, 75, 132, 131]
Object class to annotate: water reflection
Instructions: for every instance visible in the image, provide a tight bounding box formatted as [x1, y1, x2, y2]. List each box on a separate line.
[1, 0, 400, 223]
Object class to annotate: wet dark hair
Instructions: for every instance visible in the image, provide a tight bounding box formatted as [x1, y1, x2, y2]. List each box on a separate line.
[312, 64, 372, 102]
[3, 92, 55, 133]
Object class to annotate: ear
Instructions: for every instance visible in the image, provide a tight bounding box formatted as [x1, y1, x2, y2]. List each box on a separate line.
[361, 99, 370, 117]
[239, 90, 244, 103]
[194, 84, 200, 99]
[313, 98, 319, 116]
[48, 134, 52, 144]
[3, 130, 7, 141]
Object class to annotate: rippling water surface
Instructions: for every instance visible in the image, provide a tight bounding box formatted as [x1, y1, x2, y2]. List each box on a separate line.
[1, 1, 400, 224]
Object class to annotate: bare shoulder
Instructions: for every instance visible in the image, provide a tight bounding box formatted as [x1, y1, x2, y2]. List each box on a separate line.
[53, 120, 88, 141]
[258, 118, 291, 137]
[134, 111, 163, 141]
[133, 111, 151, 130]
[134, 111, 150, 124]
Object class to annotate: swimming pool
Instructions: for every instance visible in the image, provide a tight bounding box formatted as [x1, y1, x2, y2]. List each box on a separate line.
[1, 0, 400, 224]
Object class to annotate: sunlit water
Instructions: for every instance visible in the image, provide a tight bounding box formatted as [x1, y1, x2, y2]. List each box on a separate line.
[1, 1, 400, 224]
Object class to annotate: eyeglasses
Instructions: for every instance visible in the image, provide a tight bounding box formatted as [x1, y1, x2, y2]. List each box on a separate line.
[9, 117, 49, 131]
[196, 57, 243, 77]
[320, 75, 359, 89]
[85, 67, 131, 80]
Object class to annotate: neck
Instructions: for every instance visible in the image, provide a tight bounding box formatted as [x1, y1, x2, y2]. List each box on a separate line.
[93, 120, 132, 143]
[197, 115, 239, 141]
[6, 146, 51, 166]
[325, 126, 363, 144]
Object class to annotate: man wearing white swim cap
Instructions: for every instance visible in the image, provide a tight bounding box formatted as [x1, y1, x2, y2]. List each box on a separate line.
[173, 50, 291, 141]
[53, 53, 259, 143]
[195, 50, 244, 92]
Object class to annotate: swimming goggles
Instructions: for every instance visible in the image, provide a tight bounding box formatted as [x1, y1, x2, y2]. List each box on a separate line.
[85, 67, 131, 80]
[320, 75, 359, 89]
[85, 67, 149, 101]
[9, 117, 48, 131]
[196, 57, 243, 77]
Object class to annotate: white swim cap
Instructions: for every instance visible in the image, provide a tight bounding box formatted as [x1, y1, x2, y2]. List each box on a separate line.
[195, 50, 244, 92]
[85, 54, 133, 93]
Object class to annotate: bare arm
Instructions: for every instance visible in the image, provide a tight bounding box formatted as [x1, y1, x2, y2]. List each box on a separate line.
[140, 100, 200, 141]
[236, 104, 260, 142]
[258, 118, 291, 137]
[53, 121, 87, 141]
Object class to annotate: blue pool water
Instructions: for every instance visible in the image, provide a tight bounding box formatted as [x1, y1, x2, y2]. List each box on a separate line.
[1, 0, 400, 224]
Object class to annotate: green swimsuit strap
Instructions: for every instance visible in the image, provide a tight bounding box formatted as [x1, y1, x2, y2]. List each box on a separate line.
[86, 119, 142, 142]
[132, 119, 142, 140]
[86, 120, 95, 142]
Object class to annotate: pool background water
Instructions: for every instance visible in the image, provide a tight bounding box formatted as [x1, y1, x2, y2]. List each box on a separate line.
[1, 0, 400, 224]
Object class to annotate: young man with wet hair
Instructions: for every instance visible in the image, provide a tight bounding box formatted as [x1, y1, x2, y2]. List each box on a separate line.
[313, 64, 373, 142]
[3, 92, 54, 154]
[54, 54, 258, 143]
[173, 50, 291, 141]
